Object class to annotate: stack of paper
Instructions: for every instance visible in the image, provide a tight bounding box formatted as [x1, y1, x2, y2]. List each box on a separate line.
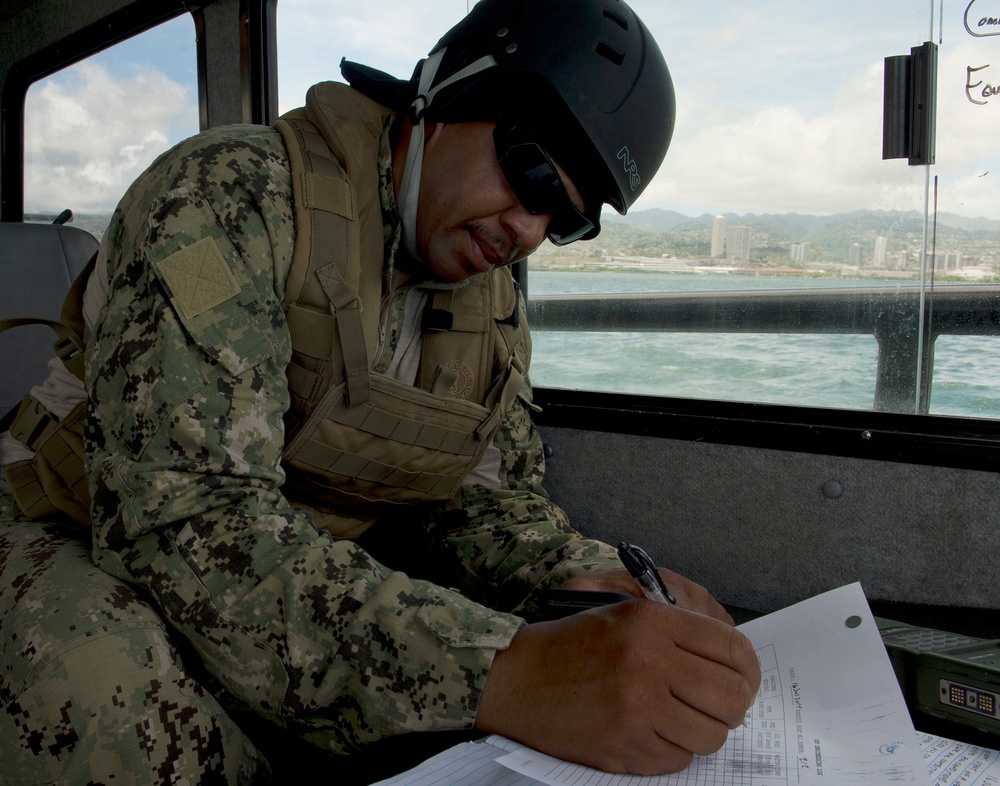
[374, 584, 1000, 786]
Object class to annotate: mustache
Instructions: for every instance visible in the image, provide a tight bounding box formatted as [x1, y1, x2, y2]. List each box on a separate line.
[466, 221, 521, 267]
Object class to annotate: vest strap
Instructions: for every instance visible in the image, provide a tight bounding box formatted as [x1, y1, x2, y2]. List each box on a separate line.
[301, 172, 355, 218]
[316, 263, 370, 407]
[0, 317, 85, 382]
[7, 394, 60, 450]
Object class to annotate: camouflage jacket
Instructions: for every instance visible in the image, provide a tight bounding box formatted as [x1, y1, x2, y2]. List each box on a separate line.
[85, 87, 620, 753]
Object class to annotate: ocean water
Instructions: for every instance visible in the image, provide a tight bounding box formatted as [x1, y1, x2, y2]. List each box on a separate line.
[526, 270, 1000, 420]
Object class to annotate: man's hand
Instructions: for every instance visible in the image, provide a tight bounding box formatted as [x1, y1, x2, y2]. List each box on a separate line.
[476, 599, 761, 775]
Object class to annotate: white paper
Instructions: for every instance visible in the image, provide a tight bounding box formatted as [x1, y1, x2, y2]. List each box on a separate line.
[496, 583, 928, 785]
[920, 734, 1000, 785]
[372, 733, 999, 786]
[375, 583, 995, 786]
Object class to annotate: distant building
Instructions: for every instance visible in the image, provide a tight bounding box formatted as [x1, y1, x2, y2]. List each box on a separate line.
[874, 236, 887, 268]
[850, 243, 863, 266]
[945, 252, 962, 271]
[711, 215, 726, 258]
[790, 242, 808, 263]
[726, 226, 752, 261]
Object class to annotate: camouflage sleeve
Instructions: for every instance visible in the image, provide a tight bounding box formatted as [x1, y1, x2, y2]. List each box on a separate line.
[85, 126, 522, 755]
[445, 380, 623, 619]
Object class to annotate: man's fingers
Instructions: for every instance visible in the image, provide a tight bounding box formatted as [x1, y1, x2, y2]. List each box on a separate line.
[477, 599, 762, 776]
[666, 645, 759, 731]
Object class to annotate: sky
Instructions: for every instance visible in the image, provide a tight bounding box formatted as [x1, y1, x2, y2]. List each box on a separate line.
[21, 0, 1000, 222]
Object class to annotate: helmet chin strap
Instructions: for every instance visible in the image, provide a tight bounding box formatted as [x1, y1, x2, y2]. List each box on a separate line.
[397, 50, 497, 262]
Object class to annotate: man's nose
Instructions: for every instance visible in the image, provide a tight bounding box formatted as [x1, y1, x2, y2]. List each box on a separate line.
[502, 205, 550, 255]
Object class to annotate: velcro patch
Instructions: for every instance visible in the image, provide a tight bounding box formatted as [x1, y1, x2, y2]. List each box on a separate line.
[155, 237, 241, 319]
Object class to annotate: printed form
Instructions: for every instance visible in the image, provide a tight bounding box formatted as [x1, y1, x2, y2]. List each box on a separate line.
[376, 583, 999, 786]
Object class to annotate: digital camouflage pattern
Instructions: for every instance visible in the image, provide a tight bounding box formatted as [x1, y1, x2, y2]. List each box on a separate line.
[0, 496, 270, 784]
[2, 91, 622, 781]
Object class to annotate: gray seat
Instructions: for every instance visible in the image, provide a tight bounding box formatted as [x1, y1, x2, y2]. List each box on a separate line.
[0, 222, 98, 412]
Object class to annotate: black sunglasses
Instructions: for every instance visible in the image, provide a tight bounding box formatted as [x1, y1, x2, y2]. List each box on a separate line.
[493, 125, 597, 246]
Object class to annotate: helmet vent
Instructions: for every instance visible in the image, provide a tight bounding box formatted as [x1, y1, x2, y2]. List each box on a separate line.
[603, 9, 628, 31]
[595, 41, 625, 66]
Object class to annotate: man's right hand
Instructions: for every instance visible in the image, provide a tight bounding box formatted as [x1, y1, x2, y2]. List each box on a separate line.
[475, 599, 761, 775]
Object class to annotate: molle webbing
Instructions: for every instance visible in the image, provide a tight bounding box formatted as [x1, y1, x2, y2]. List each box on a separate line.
[275, 109, 377, 424]
[2, 399, 90, 525]
[284, 374, 494, 506]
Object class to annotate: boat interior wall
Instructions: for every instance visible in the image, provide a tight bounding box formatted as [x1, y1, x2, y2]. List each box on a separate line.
[539, 423, 999, 618]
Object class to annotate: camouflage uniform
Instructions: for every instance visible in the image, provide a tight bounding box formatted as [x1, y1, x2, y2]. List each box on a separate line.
[1, 90, 621, 782]
[0, 496, 271, 784]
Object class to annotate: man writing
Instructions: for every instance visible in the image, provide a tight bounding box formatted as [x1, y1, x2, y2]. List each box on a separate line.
[0, 0, 759, 781]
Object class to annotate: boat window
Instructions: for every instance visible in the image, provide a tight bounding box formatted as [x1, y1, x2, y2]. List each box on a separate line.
[275, 1, 999, 420]
[526, 1, 999, 420]
[23, 14, 198, 239]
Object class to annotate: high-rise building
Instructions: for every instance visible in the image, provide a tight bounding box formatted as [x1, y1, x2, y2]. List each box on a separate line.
[790, 243, 808, 263]
[726, 226, 752, 261]
[874, 236, 887, 268]
[850, 243, 863, 266]
[711, 215, 726, 258]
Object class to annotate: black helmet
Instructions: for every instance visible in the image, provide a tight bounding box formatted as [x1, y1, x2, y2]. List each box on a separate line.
[343, 0, 674, 249]
[423, 0, 675, 220]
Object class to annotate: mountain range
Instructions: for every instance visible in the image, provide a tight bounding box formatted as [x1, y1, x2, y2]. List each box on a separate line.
[607, 207, 1000, 236]
[595, 208, 1000, 265]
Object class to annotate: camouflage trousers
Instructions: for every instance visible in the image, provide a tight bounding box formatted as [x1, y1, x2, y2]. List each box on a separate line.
[0, 497, 271, 785]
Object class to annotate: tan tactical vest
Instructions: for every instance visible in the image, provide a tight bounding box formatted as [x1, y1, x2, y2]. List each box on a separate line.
[275, 83, 531, 538]
[2, 83, 531, 535]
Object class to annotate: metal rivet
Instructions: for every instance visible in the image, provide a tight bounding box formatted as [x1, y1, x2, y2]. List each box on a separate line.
[822, 480, 843, 499]
[497, 27, 509, 37]
[861, 430, 873, 440]
[505, 43, 518, 54]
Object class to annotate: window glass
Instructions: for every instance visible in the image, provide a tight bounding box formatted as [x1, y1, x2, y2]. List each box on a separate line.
[276, 1, 1000, 419]
[23, 14, 198, 240]
[276, 0, 469, 114]
[528, 1, 1000, 420]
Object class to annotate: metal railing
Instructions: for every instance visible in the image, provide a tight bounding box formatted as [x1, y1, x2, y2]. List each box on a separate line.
[527, 285, 1000, 413]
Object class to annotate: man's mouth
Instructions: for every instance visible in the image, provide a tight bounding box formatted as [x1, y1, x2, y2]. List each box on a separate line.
[468, 227, 506, 270]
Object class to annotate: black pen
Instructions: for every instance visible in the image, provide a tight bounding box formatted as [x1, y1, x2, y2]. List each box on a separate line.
[617, 542, 676, 605]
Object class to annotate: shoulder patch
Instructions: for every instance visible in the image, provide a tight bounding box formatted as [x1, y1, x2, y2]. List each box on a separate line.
[155, 237, 241, 319]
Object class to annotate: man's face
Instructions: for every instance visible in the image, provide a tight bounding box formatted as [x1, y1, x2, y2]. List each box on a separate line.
[414, 121, 587, 283]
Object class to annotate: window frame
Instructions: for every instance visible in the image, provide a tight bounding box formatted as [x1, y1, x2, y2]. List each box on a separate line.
[1, 0, 189, 221]
[532, 386, 1000, 473]
[0, 0, 279, 222]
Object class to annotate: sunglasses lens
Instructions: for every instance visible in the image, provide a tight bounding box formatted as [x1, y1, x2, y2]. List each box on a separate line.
[497, 140, 594, 246]
[547, 213, 595, 245]
[501, 145, 565, 214]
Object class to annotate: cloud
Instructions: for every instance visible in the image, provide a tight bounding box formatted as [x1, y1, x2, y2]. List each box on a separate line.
[19, 0, 998, 224]
[276, 0, 465, 114]
[639, 58, 914, 216]
[634, 19, 1000, 221]
[24, 60, 196, 214]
